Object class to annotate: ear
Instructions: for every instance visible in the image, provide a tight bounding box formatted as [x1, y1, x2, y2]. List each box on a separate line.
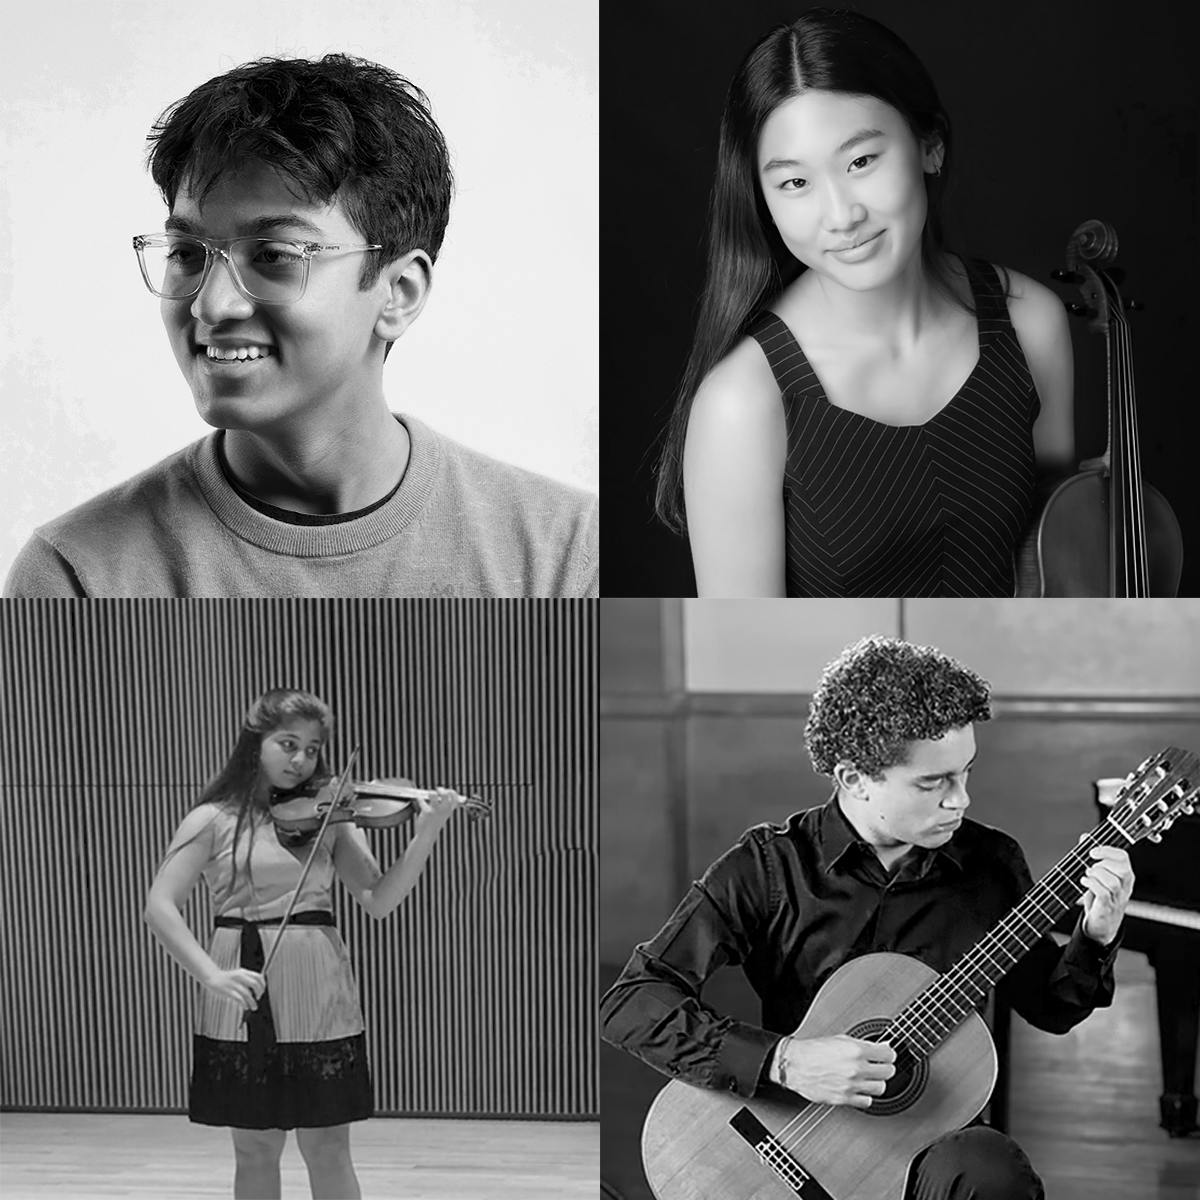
[833, 761, 870, 799]
[373, 249, 433, 345]
[921, 136, 945, 176]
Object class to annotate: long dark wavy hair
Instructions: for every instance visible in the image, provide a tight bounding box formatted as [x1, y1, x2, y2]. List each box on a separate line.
[184, 688, 334, 905]
[654, 8, 1007, 532]
[144, 54, 454, 361]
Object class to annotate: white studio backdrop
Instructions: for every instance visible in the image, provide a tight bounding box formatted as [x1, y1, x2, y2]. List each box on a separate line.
[0, 0, 598, 579]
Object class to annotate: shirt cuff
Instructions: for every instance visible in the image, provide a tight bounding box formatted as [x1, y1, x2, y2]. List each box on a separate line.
[1065, 913, 1123, 970]
[710, 1023, 783, 1098]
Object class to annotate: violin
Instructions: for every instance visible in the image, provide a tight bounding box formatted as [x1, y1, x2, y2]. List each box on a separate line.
[1016, 219, 1183, 596]
[271, 773, 494, 834]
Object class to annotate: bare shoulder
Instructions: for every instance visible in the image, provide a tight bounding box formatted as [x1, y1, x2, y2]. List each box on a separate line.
[999, 266, 1069, 335]
[992, 263, 1075, 468]
[169, 802, 222, 846]
[686, 335, 784, 445]
[683, 334, 788, 597]
[691, 336, 780, 416]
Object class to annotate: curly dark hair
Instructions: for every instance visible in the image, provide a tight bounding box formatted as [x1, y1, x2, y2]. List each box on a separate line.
[804, 636, 991, 777]
[144, 52, 454, 299]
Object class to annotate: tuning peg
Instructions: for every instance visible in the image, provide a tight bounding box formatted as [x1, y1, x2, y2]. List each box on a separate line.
[1050, 269, 1082, 284]
[1125, 298, 1145, 312]
[1147, 832, 1163, 843]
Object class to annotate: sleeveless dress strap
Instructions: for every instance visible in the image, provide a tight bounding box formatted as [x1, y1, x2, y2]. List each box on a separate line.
[746, 309, 808, 394]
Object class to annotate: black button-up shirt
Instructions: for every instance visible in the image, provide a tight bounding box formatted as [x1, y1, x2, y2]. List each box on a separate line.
[600, 797, 1119, 1098]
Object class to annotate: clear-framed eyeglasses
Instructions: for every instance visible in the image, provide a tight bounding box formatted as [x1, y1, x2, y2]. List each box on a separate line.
[131, 233, 383, 305]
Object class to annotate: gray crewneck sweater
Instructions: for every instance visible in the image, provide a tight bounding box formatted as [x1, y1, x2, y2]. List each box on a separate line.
[4, 414, 597, 597]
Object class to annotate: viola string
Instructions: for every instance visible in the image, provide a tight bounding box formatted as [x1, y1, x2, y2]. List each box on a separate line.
[1119, 311, 1136, 595]
[1117, 314, 1138, 594]
[1103, 300, 1123, 596]
[1123, 318, 1148, 593]
[1115, 310, 1129, 595]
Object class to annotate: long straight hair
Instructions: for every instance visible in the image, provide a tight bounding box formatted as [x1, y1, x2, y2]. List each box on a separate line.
[655, 8, 1002, 532]
[166, 688, 334, 907]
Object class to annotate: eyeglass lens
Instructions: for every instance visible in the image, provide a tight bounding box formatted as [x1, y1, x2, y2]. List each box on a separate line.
[140, 236, 306, 301]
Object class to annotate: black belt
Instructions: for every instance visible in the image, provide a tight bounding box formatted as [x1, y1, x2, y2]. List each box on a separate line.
[215, 911, 335, 1075]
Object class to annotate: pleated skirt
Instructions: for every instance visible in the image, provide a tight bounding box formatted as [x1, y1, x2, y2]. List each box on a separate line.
[188, 924, 374, 1130]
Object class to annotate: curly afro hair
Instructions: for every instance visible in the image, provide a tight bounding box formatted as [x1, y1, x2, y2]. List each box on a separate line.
[804, 636, 991, 777]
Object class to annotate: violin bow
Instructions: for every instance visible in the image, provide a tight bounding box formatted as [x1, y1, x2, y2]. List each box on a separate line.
[259, 742, 361, 977]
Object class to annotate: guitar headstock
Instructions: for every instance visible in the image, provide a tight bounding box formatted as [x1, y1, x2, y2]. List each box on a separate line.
[1106, 747, 1200, 845]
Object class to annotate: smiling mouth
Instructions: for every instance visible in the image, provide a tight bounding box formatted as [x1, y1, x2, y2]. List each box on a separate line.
[832, 231, 883, 253]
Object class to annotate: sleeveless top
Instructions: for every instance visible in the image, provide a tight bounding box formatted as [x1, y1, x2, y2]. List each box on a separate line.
[747, 258, 1039, 597]
[194, 804, 336, 919]
[190, 805, 364, 1042]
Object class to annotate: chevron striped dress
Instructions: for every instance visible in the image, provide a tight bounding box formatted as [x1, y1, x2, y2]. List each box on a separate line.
[747, 259, 1039, 597]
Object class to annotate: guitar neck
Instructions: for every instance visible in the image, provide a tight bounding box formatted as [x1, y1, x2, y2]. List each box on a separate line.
[891, 818, 1126, 1056]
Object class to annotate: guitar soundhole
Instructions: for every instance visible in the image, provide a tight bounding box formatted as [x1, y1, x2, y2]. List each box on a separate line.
[845, 1018, 927, 1117]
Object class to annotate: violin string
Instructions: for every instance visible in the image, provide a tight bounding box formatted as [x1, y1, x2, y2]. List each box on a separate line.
[1115, 305, 1137, 595]
[1104, 298, 1122, 597]
[1119, 314, 1146, 594]
[1115, 309, 1130, 595]
[1125, 317, 1148, 593]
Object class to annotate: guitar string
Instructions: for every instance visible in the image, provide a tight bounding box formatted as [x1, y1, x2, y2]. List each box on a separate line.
[884, 827, 1109, 1049]
[770, 763, 1188, 1159]
[887, 753, 1186, 1045]
[769, 830, 1106, 1156]
[770, 814, 1131, 1155]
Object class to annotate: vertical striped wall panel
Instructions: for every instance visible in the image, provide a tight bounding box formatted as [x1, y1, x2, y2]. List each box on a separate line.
[0, 599, 596, 1117]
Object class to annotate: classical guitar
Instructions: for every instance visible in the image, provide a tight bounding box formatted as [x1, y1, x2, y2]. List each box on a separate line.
[640, 747, 1199, 1200]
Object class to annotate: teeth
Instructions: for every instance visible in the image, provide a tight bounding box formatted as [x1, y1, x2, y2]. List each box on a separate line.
[205, 346, 273, 361]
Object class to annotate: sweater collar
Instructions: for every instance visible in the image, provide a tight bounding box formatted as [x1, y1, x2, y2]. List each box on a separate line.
[188, 413, 440, 558]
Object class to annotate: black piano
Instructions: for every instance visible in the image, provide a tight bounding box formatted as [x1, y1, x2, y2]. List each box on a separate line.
[1093, 775, 1200, 1136]
[992, 778, 1200, 1137]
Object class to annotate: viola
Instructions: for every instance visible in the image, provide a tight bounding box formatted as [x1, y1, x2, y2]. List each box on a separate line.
[1015, 219, 1183, 596]
[270, 773, 493, 834]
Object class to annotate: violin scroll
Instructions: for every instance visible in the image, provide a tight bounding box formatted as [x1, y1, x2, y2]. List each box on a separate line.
[1059, 218, 1123, 334]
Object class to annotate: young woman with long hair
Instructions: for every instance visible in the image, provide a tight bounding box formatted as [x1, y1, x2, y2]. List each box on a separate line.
[655, 8, 1074, 597]
[144, 687, 460, 1200]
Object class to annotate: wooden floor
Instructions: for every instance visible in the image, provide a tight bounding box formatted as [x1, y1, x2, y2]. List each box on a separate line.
[1008, 949, 1199, 1200]
[0, 1114, 598, 1199]
[601, 951, 1199, 1200]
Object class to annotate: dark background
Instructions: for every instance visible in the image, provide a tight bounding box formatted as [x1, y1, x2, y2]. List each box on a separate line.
[602, 0, 1200, 597]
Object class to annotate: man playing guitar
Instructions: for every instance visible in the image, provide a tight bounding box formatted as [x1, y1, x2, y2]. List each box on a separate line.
[601, 635, 1134, 1200]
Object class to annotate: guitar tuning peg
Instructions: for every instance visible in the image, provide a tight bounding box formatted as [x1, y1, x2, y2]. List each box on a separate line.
[1050, 268, 1081, 284]
[1147, 832, 1163, 843]
[1125, 299, 1145, 312]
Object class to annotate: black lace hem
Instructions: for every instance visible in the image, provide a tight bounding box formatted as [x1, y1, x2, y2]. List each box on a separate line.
[189, 1033, 373, 1129]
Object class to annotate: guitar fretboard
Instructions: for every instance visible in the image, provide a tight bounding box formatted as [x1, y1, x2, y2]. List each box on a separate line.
[886, 820, 1127, 1056]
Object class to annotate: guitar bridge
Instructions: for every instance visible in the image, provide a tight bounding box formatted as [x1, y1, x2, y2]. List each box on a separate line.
[728, 1108, 834, 1199]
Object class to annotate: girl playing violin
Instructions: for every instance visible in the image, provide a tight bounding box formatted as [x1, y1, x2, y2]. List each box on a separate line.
[144, 687, 461, 1200]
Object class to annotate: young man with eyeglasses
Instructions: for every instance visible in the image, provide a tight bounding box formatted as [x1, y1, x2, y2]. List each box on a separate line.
[5, 54, 597, 598]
